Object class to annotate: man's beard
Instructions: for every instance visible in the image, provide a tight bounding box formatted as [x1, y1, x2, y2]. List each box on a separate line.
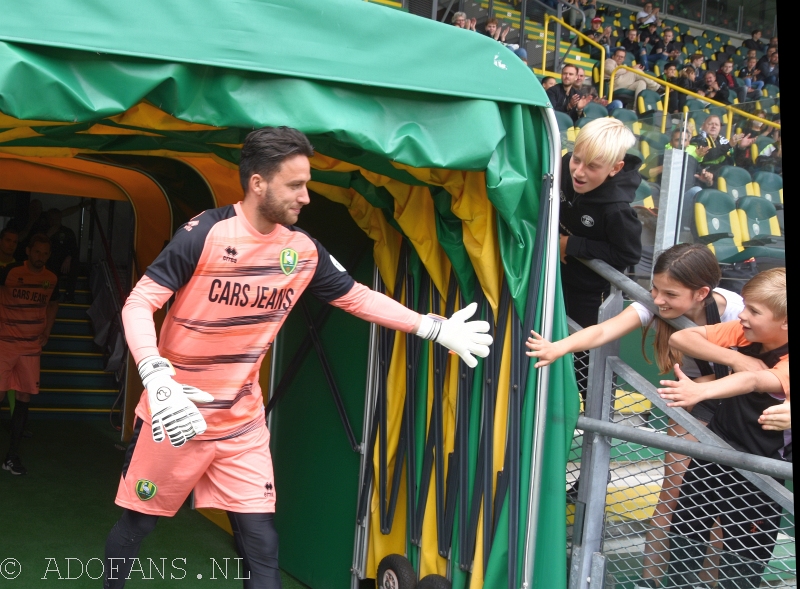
[257, 187, 298, 227]
[29, 259, 45, 269]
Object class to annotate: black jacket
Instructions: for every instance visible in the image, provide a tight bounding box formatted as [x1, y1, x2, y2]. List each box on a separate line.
[546, 83, 581, 123]
[559, 152, 643, 292]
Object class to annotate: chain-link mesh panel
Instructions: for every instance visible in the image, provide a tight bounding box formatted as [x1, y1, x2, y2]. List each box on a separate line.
[598, 371, 796, 589]
[566, 320, 590, 560]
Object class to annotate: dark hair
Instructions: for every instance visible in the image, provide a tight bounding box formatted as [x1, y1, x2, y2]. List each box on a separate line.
[689, 53, 704, 61]
[0, 227, 20, 240]
[642, 243, 722, 373]
[541, 76, 556, 84]
[751, 29, 761, 36]
[614, 47, 627, 55]
[238, 126, 314, 192]
[486, 17, 498, 25]
[27, 233, 52, 249]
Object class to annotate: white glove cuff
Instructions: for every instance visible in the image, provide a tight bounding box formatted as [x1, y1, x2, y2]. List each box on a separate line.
[138, 355, 176, 387]
[416, 314, 444, 341]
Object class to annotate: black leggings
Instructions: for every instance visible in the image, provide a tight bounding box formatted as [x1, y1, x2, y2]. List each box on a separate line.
[667, 459, 782, 589]
[104, 509, 282, 589]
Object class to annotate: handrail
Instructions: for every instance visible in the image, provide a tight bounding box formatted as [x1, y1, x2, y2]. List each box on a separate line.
[606, 64, 781, 139]
[91, 207, 127, 303]
[541, 14, 605, 98]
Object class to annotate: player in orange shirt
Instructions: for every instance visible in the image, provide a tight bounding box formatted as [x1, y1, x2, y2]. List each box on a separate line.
[103, 126, 494, 589]
[657, 268, 789, 589]
[0, 233, 60, 475]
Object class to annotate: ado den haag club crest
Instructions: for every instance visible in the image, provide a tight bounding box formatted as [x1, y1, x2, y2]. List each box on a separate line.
[136, 479, 157, 501]
[280, 248, 299, 275]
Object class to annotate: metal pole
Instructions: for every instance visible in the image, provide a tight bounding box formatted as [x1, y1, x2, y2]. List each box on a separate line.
[554, 4, 563, 73]
[567, 289, 623, 589]
[576, 416, 794, 481]
[521, 107, 562, 589]
[520, 0, 527, 49]
[432, 0, 439, 21]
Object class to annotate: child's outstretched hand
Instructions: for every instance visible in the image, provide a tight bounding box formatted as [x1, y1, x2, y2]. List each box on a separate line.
[525, 330, 563, 368]
[657, 364, 704, 408]
[759, 401, 791, 431]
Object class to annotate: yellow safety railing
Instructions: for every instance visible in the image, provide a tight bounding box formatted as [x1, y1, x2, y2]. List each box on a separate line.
[607, 64, 781, 137]
[540, 15, 605, 99]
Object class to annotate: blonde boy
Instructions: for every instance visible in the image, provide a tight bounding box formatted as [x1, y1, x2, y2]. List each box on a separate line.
[657, 268, 789, 588]
[559, 117, 642, 333]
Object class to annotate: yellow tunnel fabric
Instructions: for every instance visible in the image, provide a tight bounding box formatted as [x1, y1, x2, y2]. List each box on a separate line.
[391, 163, 502, 315]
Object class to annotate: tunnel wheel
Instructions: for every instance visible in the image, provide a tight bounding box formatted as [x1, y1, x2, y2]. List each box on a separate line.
[377, 554, 417, 589]
[417, 574, 451, 589]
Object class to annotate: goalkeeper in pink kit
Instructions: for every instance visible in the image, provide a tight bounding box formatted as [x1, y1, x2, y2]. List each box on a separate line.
[104, 126, 493, 588]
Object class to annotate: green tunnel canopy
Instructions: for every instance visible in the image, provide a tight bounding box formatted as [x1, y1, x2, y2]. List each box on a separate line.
[0, 2, 578, 588]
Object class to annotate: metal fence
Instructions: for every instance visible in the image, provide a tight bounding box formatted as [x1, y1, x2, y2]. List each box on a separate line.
[566, 279, 794, 589]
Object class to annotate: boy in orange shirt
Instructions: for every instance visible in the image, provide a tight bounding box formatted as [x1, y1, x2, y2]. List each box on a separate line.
[657, 268, 789, 589]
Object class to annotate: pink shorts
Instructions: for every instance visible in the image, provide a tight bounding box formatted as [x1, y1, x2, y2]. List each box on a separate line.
[0, 346, 40, 394]
[115, 418, 275, 516]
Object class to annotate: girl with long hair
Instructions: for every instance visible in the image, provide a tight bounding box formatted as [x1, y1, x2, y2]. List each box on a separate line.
[526, 243, 761, 588]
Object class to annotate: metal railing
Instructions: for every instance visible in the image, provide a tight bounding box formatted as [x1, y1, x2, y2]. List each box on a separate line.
[565, 263, 794, 589]
[539, 15, 606, 98]
[607, 64, 781, 137]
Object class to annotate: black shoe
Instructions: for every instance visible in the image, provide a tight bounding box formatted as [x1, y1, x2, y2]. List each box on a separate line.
[2, 454, 27, 475]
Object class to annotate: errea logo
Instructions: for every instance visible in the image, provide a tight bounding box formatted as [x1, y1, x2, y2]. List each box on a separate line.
[223, 246, 238, 263]
[581, 215, 595, 227]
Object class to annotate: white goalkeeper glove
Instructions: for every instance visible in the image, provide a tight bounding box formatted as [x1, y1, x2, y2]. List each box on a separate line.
[416, 302, 493, 368]
[138, 355, 214, 447]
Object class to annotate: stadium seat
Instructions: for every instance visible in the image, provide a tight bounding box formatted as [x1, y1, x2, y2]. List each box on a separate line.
[735, 197, 785, 259]
[751, 171, 783, 207]
[583, 101, 608, 120]
[636, 89, 662, 116]
[611, 107, 642, 134]
[763, 84, 780, 98]
[751, 135, 775, 163]
[576, 116, 595, 129]
[640, 130, 669, 159]
[689, 111, 709, 132]
[555, 110, 575, 133]
[716, 165, 754, 199]
[706, 105, 728, 124]
[682, 41, 698, 55]
[693, 189, 754, 263]
[683, 98, 707, 113]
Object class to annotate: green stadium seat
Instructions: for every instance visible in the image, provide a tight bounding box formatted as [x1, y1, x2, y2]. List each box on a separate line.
[683, 98, 707, 113]
[706, 105, 729, 125]
[693, 189, 756, 263]
[640, 130, 670, 159]
[751, 171, 783, 207]
[611, 107, 642, 134]
[636, 89, 663, 116]
[735, 197, 785, 259]
[576, 116, 595, 129]
[716, 165, 754, 199]
[682, 41, 698, 55]
[583, 101, 608, 120]
[763, 84, 780, 98]
[751, 135, 775, 163]
[554, 110, 575, 133]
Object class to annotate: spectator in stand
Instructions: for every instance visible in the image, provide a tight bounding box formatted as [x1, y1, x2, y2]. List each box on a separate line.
[547, 64, 592, 123]
[717, 60, 748, 103]
[741, 111, 772, 139]
[701, 70, 729, 103]
[636, 1, 661, 27]
[648, 128, 699, 184]
[576, 67, 587, 88]
[452, 12, 476, 30]
[649, 28, 678, 69]
[756, 46, 776, 72]
[639, 21, 660, 48]
[691, 115, 754, 175]
[742, 29, 767, 53]
[568, 0, 597, 29]
[768, 36, 778, 50]
[604, 47, 662, 101]
[483, 17, 528, 61]
[586, 85, 624, 114]
[541, 76, 557, 90]
[738, 57, 765, 94]
[689, 53, 705, 71]
[584, 18, 612, 59]
[761, 51, 779, 86]
[755, 124, 781, 173]
[621, 28, 650, 70]
[677, 65, 704, 99]
[660, 62, 682, 112]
